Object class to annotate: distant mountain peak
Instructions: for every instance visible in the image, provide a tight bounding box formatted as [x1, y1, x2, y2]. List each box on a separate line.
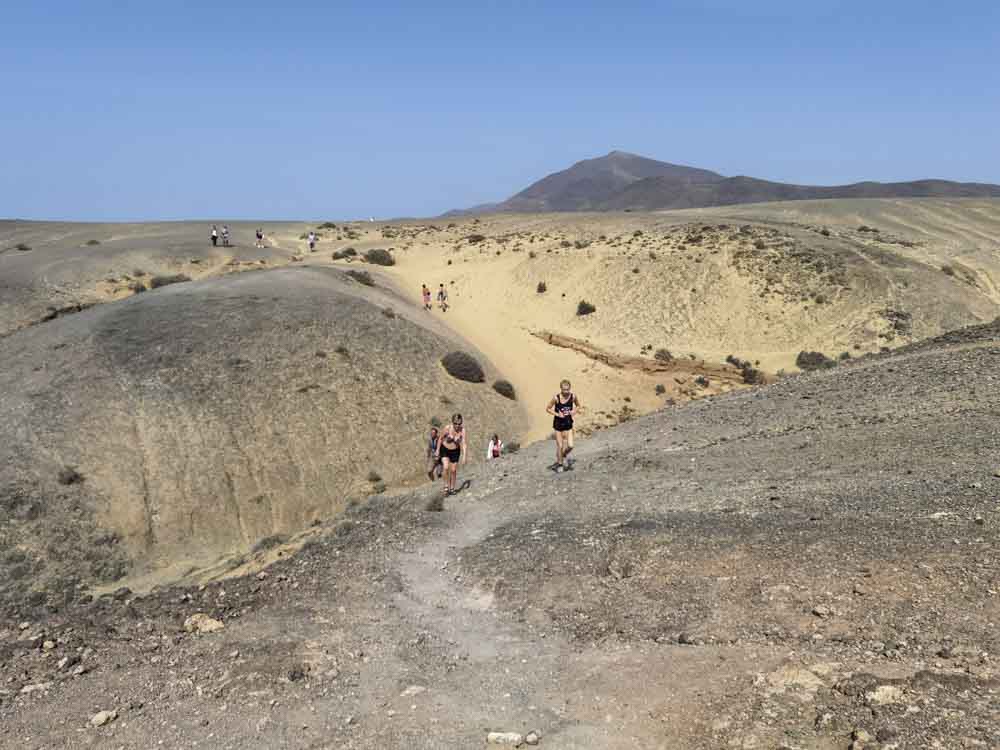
[448, 151, 1000, 215]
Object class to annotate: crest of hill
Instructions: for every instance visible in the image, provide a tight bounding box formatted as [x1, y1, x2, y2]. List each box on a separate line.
[451, 151, 1000, 213]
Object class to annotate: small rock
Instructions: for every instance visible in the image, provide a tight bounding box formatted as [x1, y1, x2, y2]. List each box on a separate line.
[184, 613, 225, 634]
[42, 640, 56, 651]
[257, 571, 269, 580]
[812, 604, 832, 618]
[400, 685, 426, 697]
[487, 731, 524, 746]
[19, 682, 52, 695]
[525, 731, 541, 745]
[866, 684, 905, 706]
[18, 622, 30, 631]
[90, 709, 118, 727]
[852, 727, 874, 742]
[814, 711, 834, 728]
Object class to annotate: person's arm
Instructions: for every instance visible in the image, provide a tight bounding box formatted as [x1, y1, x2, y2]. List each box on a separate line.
[486, 441, 493, 460]
[461, 431, 468, 464]
[546, 396, 557, 416]
[571, 395, 581, 416]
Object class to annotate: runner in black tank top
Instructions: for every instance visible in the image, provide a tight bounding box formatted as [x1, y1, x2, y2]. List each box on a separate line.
[436, 414, 467, 495]
[546, 379, 580, 472]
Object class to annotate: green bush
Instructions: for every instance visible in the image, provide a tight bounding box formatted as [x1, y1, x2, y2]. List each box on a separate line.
[577, 300, 596, 316]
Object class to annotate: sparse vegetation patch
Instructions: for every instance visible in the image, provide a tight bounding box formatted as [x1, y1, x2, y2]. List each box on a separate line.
[492, 379, 517, 400]
[725, 354, 765, 385]
[796, 350, 836, 371]
[364, 248, 395, 266]
[149, 274, 191, 289]
[57, 466, 84, 485]
[441, 351, 485, 382]
[345, 269, 375, 286]
[577, 300, 596, 316]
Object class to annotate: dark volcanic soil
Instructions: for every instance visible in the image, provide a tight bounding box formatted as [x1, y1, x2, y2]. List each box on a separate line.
[2, 322, 1000, 749]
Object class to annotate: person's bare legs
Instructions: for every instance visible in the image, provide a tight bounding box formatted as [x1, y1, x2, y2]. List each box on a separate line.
[554, 432, 565, 467]
[563, 430, 574, 462]
[441, 457, 452, 493]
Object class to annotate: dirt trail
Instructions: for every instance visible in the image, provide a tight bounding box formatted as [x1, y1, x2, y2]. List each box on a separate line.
[388, 451, 770, 749]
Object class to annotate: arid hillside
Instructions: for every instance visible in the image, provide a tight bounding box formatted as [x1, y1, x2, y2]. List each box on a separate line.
[365, 200, 1000, 375]
[0, 265, 526, 607]
[2, 315, 997, 749]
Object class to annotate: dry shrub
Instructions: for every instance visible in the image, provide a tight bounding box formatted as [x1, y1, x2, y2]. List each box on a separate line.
[149, 274, 191, 289]
[492, 380, 516, 400]
[364, 248, 395, 266]
[441, 351, 485, 382]
[346, 269, 375, 286]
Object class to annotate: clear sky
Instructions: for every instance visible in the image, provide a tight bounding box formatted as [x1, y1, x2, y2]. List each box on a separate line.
[2, 1, 997, 221]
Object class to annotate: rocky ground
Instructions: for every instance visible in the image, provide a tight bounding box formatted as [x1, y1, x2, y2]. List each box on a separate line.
[3, 319, 999, 749]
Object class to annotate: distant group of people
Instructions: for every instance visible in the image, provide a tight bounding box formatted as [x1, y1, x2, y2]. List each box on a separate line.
[421, 284, 449, 312]
[424, 379, 581, 497]
[210, 225, 268, 248]
[210, 225, 231, 247]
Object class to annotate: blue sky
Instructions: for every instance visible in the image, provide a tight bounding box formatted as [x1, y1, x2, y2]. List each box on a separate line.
[2, 1, 997, 220]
